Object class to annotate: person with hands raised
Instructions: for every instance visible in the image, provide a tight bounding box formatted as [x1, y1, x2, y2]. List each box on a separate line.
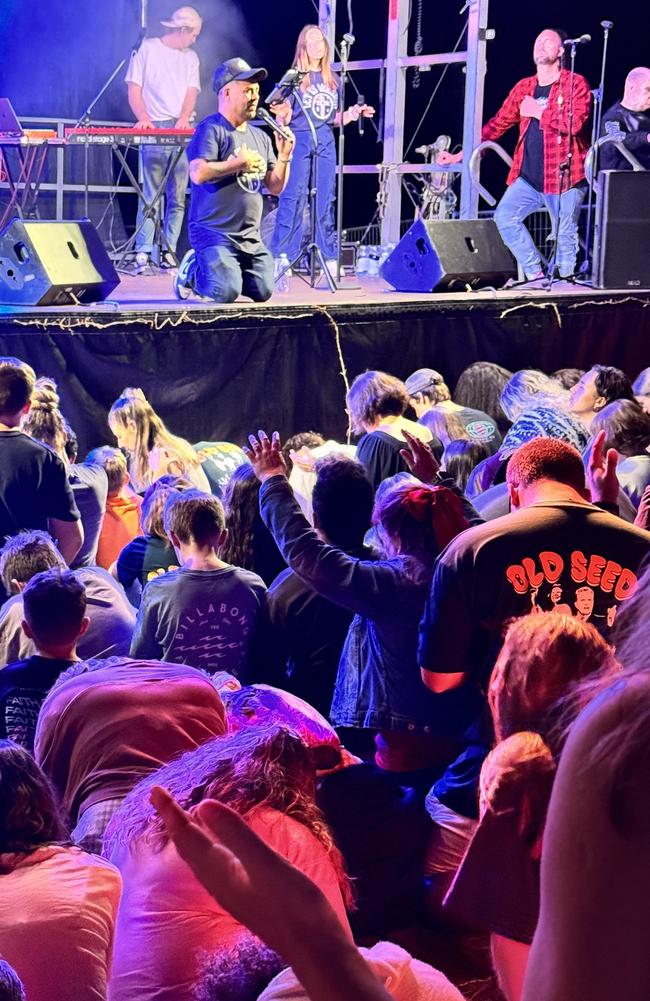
[175, 58, 295, 303]
[244, 429, 472, 790]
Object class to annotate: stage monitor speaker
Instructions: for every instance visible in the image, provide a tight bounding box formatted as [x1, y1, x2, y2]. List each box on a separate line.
[380, 218, 516, 292]
[593, 171, 650, 290]
[0, 219, 119, 306]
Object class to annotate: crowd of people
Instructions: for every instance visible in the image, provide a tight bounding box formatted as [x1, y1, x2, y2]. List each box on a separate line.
[0, 351, 649, 1001]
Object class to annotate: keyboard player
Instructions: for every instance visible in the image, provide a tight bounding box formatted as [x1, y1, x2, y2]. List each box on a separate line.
[125, 5, 202, 268]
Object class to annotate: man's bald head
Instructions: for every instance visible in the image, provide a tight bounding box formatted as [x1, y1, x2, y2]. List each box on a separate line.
[623, 67, 650, 112]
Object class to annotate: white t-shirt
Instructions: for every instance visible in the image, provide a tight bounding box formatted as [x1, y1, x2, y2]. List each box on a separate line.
[126, 37, 200, 121]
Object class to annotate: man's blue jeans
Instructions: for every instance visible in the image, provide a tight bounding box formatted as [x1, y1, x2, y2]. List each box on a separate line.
[191, 243, 274, 303]
[136, 119, 189, 257]
[494, 177, 586, 279]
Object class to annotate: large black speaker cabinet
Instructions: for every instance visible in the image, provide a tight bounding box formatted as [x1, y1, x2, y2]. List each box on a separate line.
[380, 218, 516, 292]
[0, 219, 119, 306]
[593, 171, 650, 290]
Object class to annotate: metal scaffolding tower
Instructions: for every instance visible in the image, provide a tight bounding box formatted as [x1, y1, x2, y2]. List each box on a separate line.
[318, 0, 490, 242]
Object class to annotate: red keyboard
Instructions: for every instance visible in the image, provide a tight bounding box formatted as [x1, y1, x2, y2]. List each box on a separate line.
[65, 127, 195, 146]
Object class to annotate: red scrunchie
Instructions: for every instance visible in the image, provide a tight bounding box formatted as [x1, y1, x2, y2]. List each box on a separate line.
[402, 486, 468, 551]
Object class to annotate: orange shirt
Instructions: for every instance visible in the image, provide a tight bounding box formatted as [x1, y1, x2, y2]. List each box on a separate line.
[96, 493, 143, 569]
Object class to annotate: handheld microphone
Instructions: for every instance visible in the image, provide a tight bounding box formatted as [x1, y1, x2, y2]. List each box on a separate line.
[563, 34, 591, 46]
[357, 93, 365, 136]
[256, 107, 293, 144]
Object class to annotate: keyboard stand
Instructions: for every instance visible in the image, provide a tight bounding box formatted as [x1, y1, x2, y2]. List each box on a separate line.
[0, 137, 64, 231]
[110, 141, 186, 274]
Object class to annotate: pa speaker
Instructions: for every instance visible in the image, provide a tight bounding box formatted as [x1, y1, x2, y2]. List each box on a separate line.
[380, 218, 516, 292]
[594, 171, 650, 290]
[0, 218, 119, 306]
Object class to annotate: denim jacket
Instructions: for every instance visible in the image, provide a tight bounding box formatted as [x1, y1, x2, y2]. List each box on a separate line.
[259, 476, 475, 735]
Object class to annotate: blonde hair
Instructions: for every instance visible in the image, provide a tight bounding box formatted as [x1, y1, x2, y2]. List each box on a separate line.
[108, 388, 201, 492]
[294, 24, 338, 92]
[21, 377, 67, 457]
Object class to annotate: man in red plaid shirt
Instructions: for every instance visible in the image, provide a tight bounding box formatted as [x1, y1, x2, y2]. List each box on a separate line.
[442, 29, 592, 282]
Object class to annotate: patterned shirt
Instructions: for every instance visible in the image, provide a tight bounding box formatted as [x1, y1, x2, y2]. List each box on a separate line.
[482, 69, 592, 194]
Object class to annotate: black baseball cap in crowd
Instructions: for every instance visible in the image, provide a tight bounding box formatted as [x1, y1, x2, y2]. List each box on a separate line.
[212, 58, 268, 93]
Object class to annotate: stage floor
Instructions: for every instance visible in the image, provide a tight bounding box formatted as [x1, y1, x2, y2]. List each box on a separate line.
[1, 270, 647, 318]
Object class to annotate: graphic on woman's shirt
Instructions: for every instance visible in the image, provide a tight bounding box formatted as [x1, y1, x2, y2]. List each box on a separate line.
[505, 547, 639, 627]
[302, 82, 337, 122]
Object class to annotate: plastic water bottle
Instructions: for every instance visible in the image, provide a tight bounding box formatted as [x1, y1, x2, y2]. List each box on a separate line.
[274, 254, 291, 293]
[355, 245, 370, 277]
[367, 246, 381, 278]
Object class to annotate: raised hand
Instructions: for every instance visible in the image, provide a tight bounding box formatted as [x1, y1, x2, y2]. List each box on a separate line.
[399, 428, 440, 483]
[586, 429, 619, 506]
[244, 430, 288, 483]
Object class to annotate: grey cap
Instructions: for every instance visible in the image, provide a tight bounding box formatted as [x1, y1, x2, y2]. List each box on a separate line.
[212, 57, 268, 94]
[404, 368, 444, 396]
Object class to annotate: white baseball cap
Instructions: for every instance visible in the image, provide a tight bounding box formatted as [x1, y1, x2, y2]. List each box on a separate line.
[161, 6, 202, 30]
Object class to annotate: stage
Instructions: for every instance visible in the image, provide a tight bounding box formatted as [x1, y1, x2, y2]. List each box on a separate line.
[1, 272, 649, 455]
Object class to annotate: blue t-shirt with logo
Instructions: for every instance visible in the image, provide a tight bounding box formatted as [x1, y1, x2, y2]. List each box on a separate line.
[187, 112, 276, 253]
[288, 72, 339, 133]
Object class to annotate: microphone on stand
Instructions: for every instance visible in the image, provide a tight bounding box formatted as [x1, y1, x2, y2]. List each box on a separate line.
[342, 32, 355, 47]
[601, 20, 613, 29]
[563, 34, 591, 46]
[357, 94, 365, 136]
[256, 107, 293, 144]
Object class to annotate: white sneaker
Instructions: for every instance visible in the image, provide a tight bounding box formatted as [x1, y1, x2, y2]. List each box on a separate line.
[173, 249, 196, 300]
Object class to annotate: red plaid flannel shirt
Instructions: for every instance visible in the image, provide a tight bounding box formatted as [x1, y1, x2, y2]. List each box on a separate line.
[482, 69, 592, 194]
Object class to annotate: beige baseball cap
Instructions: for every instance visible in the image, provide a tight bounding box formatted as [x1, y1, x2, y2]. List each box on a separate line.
[161, 6, 202, 30]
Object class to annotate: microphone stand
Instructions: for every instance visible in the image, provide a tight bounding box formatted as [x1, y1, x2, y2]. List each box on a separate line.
[580, 20, 613, 281]
[545, 42, 579, 291]
[335, 35, 353, 287]
[72, 1, 147, 218]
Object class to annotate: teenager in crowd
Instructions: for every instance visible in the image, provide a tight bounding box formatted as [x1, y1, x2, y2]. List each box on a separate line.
[152, 785, 464, 1001]
[0, 530, 135, 664]
[347, 371, 443, 491]
[0, 741, 122, 1001]
[270, 24, 374, 276]
[590, 398, 650, 509]
[112, 475, 188, 603]
[552, 367, 584, 391]
[568, 364, 636, 431]
[444, 614, 619, 1000]
[442, 440, 491, 495]
[405, 368, 502, 454]
[500, 369, 568, 423]
[0, 358, 82, 568]
[266, 455, 374, 716]
[0, 570, 89, 753]
[86, 446, 142, 570]
[453, 361, 512, 437]
[130, 489, 267, 678]
[220, 463, 286, 585]
[105, 726, 352, 1001]
[35, 657, 228, 854]
[632, 366, 650, 412]
[21, 378, 108, 568]
[246, 430, 473, 790]
[108, 387, 210, 492]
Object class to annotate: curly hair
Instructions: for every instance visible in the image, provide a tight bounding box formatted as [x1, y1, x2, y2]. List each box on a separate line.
[20, 377, 68, 457]
[219, 463, 260, 570]
[104, 725, 352, 905]
[0, 740, 68, 862]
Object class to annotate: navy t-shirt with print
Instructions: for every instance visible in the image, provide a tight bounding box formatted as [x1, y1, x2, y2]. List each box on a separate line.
[287, 72, 339, 133]
[129, 565, 267, 680]
[187, 112, 276, 253]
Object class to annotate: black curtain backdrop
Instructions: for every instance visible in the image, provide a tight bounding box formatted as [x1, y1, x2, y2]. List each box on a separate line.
[1, 295, 649, 457]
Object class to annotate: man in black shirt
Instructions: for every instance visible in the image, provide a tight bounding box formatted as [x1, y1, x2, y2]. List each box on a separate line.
[0, 569, 89, 752]
[0, 358, 82, 564]
[600, 67, 650, 171]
